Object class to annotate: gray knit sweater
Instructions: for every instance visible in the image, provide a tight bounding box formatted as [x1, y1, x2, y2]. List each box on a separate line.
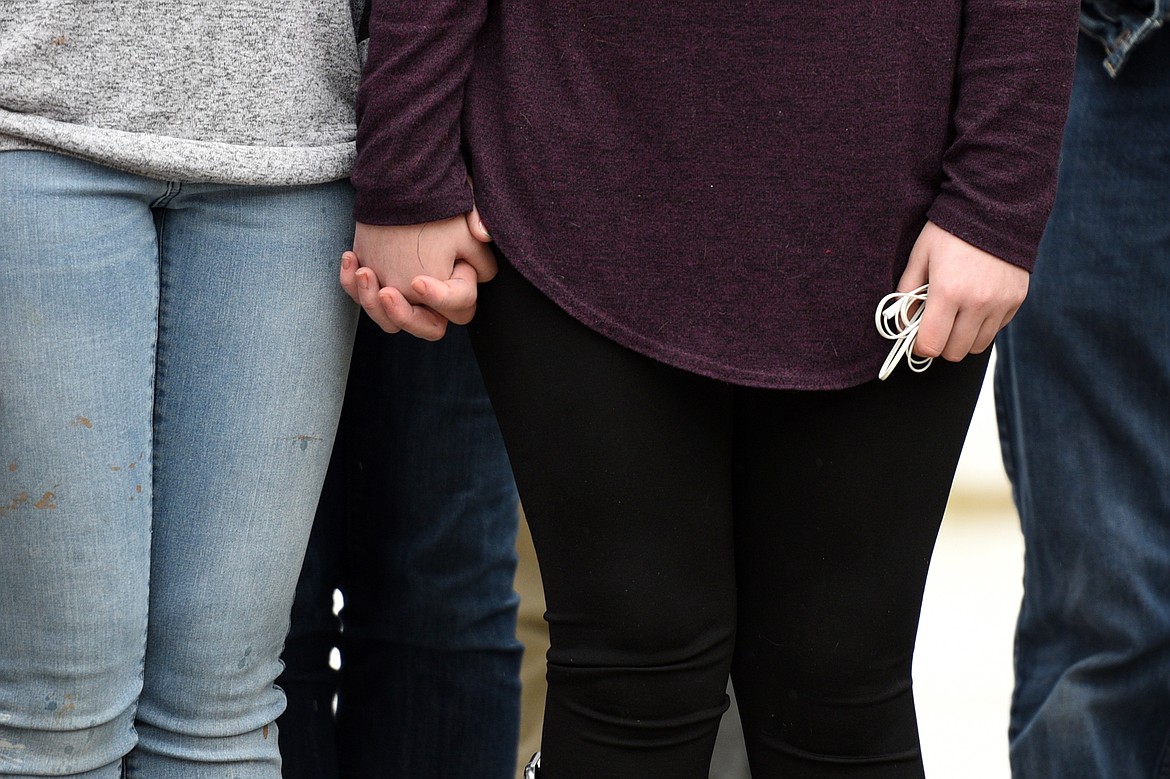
[0, 0, 364, 185]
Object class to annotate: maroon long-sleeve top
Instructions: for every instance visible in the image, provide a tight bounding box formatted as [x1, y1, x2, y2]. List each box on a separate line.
[353, 1, 1078, 389]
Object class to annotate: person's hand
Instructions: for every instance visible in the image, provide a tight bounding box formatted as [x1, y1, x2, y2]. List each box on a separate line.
[897, 221, 1029, 361]
[340, 208, 495, 339]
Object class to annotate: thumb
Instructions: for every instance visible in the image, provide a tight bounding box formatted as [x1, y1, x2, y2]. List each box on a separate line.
[896, 228, 932, 293]
[458, 230, 499, 282]
[465, 203, 492, 243]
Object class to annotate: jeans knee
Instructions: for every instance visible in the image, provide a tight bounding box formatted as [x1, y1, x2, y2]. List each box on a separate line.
[140, 655, 286, 738]
[0, 683, 139, 776]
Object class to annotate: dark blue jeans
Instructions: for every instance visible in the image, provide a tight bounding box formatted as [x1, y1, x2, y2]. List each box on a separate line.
[995, 31, 1170, 779]
[276, 317, 522, 779]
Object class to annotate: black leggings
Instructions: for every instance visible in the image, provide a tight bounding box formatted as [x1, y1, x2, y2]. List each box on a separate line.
[469, 258, 988, 779]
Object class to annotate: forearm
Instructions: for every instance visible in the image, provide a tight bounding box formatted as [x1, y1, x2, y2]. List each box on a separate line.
[352, 0, 490, 225]
[927, 0, 1080, 270]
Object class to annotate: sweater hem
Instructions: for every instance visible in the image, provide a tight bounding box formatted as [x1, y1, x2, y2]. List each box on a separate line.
[0, 112, 355, 186]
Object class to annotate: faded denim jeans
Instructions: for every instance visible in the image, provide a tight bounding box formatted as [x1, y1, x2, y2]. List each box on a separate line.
[0, 151, 357, 778]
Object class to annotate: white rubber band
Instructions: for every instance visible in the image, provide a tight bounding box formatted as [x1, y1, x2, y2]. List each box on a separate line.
[875, 284, 932, 381]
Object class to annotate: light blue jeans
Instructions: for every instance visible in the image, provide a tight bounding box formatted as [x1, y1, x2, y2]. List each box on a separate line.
[0, 151, 358, 777]
[995, 32, 1170, 779]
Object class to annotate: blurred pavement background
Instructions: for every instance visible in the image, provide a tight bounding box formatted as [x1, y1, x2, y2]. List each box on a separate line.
[915, 354, 1020, 779]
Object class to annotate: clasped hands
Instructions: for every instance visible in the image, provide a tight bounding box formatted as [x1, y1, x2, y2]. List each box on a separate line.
[342, 214, 1028, 364]
[339, 204, 495, 340]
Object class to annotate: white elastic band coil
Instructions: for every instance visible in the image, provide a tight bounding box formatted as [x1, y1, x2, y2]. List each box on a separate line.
[875, 284, 932, 381]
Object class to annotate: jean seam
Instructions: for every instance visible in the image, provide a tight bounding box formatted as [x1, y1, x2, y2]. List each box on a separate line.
[149, 180, 182, 210]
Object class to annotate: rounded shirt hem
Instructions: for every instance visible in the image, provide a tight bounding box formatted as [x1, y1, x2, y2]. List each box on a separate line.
[499, 244, 885, 392]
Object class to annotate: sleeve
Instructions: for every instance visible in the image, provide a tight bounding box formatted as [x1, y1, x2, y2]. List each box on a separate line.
[925, 0, 1080, 271]
[351, 0, 489, 225]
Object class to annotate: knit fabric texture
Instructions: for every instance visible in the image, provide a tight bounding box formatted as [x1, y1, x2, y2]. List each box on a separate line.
[353, 1, 1080, 389]
[0, 0, 365, 185]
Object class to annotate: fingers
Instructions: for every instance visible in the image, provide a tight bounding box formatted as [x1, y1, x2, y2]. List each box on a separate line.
[339, 251, 361, 305]
[377, 286, 449, 341]
[996, 297, 1025, 333]
[969, 316, 1003, 355]
[913, 281, 1025, 361]
[352, 267, 401, 333]
[410, 261, 480, 325]
[895, 240, 930, 294]
[348, 266, 449, 339]
[465, 203, 492, 243]
[458, 230, 498, 282]
[912, 297, 956, 360]
[464, 175, 492, 243]
[920, 309, 987, 361]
